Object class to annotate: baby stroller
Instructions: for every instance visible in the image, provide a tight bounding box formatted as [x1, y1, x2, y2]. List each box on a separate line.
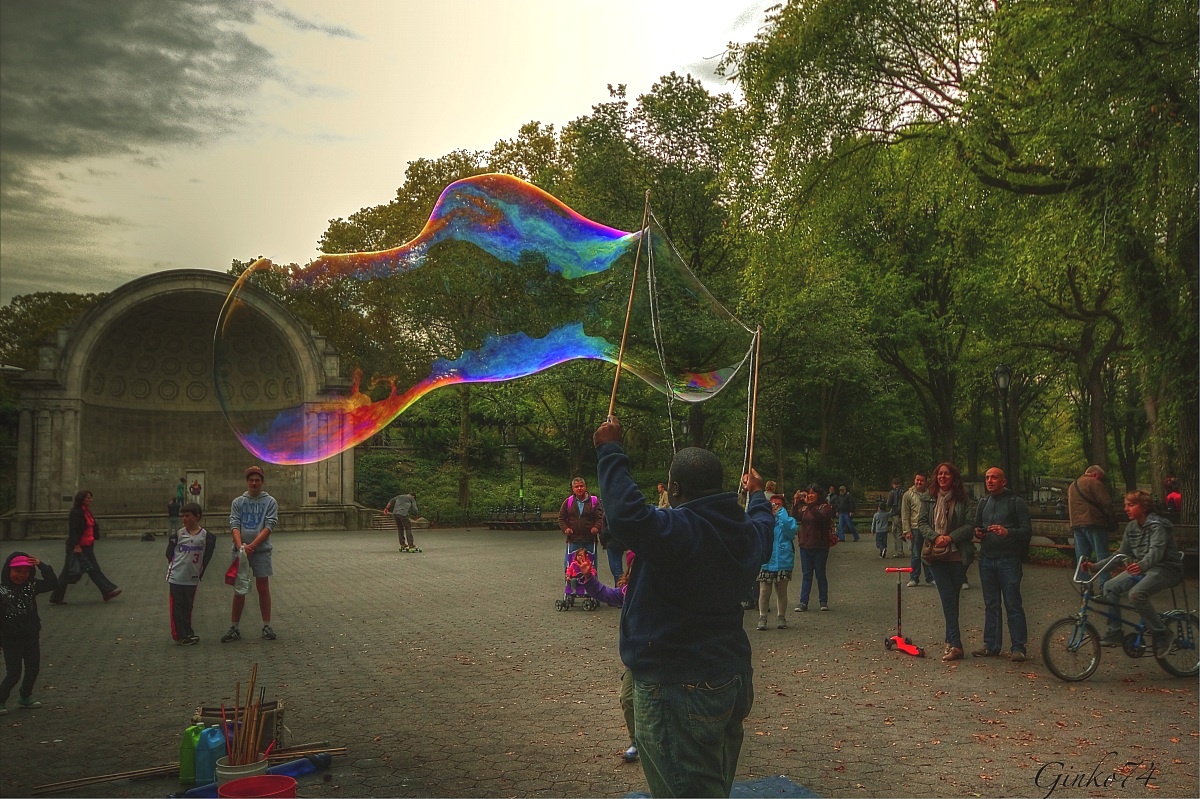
[556, 543, 600, 611]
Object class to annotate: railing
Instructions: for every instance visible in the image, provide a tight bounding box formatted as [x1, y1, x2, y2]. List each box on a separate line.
[484, 505, 557, 530]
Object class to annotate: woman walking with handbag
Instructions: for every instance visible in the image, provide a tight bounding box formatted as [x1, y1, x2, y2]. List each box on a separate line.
[49, 490, 122, 605]
[917, 463, 975, 662]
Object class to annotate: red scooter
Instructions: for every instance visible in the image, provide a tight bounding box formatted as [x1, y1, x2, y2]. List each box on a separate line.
[884, 566, 925, 657]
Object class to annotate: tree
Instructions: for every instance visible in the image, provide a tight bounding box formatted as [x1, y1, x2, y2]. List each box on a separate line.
[0, 291, 107, 370]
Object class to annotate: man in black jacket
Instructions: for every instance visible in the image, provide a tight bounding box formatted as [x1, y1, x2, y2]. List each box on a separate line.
[595, 416, 773, 798]
[972, 468, 1032, 662]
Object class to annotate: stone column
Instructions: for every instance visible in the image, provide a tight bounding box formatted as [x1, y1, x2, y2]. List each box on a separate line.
[49, 408, 64, 508]
[15, 408, 33, 514]
[34, 409, 52, 512]
[61, 403, 80, 505]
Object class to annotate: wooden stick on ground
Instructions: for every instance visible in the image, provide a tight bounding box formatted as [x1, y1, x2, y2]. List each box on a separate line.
[31, 764, 180, 794]
[31, 748, 349, 795]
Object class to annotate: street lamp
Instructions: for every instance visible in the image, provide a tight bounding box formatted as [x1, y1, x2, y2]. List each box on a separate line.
[993, 364, 1012, 480]
[517, 449, 526, 514]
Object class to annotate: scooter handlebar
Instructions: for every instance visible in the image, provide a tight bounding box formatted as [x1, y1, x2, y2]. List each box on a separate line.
[885, 567, 913, 573]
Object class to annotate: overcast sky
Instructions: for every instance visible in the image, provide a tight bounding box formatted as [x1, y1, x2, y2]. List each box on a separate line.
[0, 0, 771, 303]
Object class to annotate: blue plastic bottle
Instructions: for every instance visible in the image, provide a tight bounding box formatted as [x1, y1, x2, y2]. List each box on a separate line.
[193, 726, 225, 786]
[179, 724, 203, 785]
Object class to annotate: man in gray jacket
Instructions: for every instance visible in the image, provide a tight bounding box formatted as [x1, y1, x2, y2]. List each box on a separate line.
[385, 492, 420, 552]
[972, 467, 1032, 662]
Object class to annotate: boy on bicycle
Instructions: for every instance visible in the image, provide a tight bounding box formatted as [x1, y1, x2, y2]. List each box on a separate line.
[1083, 490, 1184, 655]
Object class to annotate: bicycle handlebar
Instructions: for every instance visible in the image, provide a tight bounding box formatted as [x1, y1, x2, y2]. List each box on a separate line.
[1072, 553, 1133, 585]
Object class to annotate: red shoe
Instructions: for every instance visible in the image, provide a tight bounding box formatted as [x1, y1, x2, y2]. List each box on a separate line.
[103, 588, 122, 602]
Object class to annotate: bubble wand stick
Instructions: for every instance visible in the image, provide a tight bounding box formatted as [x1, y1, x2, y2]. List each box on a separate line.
[608, 190, 651, 419]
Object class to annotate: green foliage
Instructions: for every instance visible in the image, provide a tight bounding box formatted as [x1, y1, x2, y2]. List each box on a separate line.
[0, 291, 107, 370]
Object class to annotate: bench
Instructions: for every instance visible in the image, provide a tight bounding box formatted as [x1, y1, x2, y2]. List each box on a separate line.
[1030, 518, 1199, 558]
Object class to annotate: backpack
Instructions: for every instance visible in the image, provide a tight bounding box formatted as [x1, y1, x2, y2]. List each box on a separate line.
[563, 495, 598, 515]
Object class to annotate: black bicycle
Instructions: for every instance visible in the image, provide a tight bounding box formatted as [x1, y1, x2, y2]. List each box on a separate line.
[1041, 554, 1198, 681]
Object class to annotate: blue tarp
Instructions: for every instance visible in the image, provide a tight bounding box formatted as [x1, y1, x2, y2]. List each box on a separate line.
[626, 775, 819, 798]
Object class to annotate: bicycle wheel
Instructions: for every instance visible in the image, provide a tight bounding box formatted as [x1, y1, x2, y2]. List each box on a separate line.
[1042, 616, 1101, 681]
[1155, 610, 1199, 678]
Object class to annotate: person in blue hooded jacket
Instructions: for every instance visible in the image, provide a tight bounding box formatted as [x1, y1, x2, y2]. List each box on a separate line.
[594, 415, 773, 798]
[756, 495, 798, 631]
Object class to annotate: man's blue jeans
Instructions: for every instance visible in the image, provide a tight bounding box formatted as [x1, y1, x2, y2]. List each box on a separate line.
[632, 671, 753, 798]
[908, 530, 935, 584]
[607, 546, 626, 583]
[1072, 525, 1110, 589]
[978, 553, 1028, 653]
[837, 512, 858, 541]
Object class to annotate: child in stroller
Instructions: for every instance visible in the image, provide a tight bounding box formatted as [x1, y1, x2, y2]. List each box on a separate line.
[556, 544, 600, 611]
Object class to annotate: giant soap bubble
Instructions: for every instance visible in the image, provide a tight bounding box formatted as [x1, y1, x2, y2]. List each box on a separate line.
[215, 174, 754, 464]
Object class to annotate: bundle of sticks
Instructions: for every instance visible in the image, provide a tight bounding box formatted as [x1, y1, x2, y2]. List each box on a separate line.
[223, 662, 273, 765]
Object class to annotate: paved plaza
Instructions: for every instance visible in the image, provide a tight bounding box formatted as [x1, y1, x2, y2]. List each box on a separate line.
[0, 527, 1196, 798]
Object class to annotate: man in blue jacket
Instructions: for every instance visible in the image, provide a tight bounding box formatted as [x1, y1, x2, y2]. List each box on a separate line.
[594, 416, 773, 798]
[972, 467, 1032, 662]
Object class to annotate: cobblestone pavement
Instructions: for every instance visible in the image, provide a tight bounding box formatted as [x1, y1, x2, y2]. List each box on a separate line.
[1, 528, 1195, 798]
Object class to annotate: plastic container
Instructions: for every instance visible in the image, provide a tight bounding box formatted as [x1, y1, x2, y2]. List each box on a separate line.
[215, 755, 268, 786]
[194, 726, 226, 787]
[179, 724, 204, 785]
[218, 774, 297, 798]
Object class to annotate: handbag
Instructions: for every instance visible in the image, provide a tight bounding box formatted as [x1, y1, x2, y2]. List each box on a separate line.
[921, 536, 956, 563]
[65, 552, 88, 584]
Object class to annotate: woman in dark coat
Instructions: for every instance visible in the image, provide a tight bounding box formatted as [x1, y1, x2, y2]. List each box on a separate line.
[49, 490, 121, 604]
[792, 484, 835, 612]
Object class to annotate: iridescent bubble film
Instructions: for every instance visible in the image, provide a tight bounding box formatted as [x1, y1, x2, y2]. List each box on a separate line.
[215, 174, 753, 464]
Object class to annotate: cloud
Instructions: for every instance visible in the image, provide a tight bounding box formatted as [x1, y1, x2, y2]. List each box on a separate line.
[0, 0, 355, 302]
[0, 0, 276, 162]
[260, 2, 361, 39]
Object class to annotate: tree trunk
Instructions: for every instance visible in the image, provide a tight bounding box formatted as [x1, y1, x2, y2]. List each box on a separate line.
[458, 385, 471, 508]
[773, 426, 785, 488]
[966, 393, 983, 481]
[818, 382, 840, 461]
[688, 402, 706, 450]
[1085, 364, 1109, 473]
